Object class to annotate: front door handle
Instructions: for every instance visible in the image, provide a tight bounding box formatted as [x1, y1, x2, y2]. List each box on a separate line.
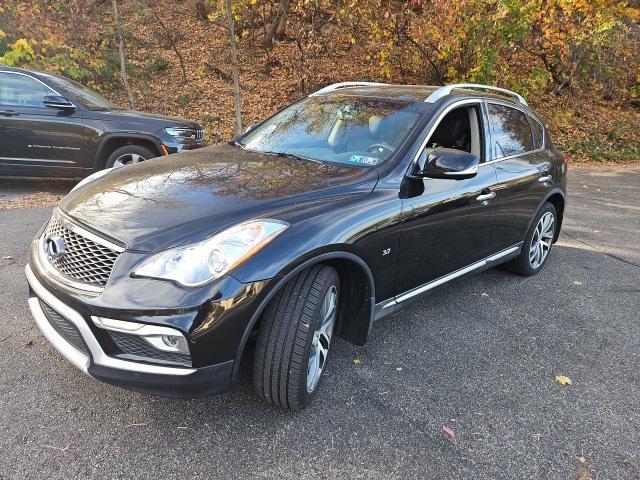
[476, 190, 496, 202]
[0, 110, 18, 117]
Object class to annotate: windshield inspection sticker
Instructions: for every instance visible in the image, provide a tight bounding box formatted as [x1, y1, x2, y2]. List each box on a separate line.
[347, 155, 379, 166]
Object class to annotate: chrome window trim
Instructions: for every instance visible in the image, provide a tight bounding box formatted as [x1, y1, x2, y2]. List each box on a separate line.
[482, 147, 545, 165]
[26, 264, 196, 376]
[0, 70, 78, 109]
[383, 244, 521, 308]
[408, 99, 486, 174]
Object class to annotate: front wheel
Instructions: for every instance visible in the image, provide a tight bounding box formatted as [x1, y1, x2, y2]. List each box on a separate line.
[504, 202, 557, 276]
[105, 145, 155, 168]
[253, 265, 339, 410]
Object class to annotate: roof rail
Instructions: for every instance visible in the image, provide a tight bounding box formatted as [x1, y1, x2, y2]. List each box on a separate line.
[309, 82, 389, 96]
[425, 83, 528, 106]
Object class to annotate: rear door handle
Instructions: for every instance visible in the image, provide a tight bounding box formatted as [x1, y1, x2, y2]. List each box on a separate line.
[476, 191, 496, 202]
[0, 110, 18, 117]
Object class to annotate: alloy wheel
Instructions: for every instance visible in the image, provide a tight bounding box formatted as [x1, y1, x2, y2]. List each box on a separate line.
[306, 285, 337, 393]
[113, 153, 147, 168]
[529, 211, 555, 269]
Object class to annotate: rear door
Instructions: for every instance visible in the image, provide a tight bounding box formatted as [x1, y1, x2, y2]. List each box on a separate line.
[0, 71, 84, 177]
[486, 101, 554, 251]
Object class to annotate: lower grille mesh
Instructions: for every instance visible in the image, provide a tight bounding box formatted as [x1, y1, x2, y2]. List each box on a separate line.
[109, 331, 191, 367]
[41, 301, 89, 355]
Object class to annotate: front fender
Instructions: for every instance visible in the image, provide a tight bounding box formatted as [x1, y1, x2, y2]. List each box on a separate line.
[231, 249, 376, 383]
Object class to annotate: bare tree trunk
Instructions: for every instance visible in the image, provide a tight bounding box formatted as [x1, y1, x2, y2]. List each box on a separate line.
[112, 0, 135, 108]
[265, 0, 290, 47]
[148, 6, 188, 83]
[226, 0, 242, 136]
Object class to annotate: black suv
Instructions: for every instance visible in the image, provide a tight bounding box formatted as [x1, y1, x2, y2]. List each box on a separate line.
[0, 65, 205, 177]
[26, 82, 567, 410]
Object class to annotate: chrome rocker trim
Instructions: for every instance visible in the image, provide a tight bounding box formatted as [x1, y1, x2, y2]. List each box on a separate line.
[25, 264, 196, 377]
[382, 244, 521, 309]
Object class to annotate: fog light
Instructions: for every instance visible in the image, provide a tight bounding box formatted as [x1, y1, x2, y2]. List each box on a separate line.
[92, 316, 190, 355]
[144, 334, 189, 355]
[163, 335, 179, 348]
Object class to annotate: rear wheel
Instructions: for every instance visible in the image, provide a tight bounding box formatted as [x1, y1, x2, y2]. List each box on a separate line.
[504, 202, 557, 276]
[253, 265, 339, 410]
[105, 145, 155, 168]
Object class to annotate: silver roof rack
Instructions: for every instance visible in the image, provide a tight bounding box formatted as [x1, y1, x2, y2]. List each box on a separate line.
[309, 81, 389, 96]
[425, 83, 528, 106]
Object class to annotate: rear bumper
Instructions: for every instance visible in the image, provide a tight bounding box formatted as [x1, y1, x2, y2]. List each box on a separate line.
[25, 264, 233, 397]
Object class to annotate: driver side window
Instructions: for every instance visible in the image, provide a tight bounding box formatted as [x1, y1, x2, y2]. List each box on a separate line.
[425, 105, 483, 161]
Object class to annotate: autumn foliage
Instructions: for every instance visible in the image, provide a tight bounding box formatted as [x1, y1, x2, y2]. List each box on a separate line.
[0, 0, 638, 163]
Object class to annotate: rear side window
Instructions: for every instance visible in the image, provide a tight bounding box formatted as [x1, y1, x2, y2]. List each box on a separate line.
[529, 117, 544, 149]
[487, 104, 534, 159]
[0, 72, 54, 107]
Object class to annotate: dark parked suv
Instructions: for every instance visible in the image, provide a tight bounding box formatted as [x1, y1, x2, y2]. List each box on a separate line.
[0, 65, 205, 177]
[26, 82, 567, 410]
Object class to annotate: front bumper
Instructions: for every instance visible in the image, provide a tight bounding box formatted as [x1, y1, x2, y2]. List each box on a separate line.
[25, 264, 233, 397]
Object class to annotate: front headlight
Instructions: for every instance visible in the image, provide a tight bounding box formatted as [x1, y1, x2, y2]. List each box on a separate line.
[164, 127, 197, 139]
[134, 219, 288, 287]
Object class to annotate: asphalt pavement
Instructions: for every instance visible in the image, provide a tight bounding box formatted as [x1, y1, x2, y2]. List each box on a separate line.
[0, 167, 638, 479]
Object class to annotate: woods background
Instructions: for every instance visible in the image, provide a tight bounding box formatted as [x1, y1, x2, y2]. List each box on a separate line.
[0, 0, 638, 164]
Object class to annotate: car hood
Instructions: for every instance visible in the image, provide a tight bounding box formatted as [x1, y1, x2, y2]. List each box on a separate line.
[82, 109, 201, 128]
[59, 144, 378, 252]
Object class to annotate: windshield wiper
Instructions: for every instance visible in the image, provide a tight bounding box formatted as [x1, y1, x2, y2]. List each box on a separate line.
[259, 150, 321, 164]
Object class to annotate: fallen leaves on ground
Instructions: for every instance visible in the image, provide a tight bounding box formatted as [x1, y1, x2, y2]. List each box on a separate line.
[23, 340, 33, 348]
[42, 444, 70, 454]
[2, 256, 13, 260]
[0, 192, 64, 209]
[577, 465, 594, 480]
[555, 375, 572, 386]
[442, 425, 456, 438]
[351, 357, 362, 365]
[573, 281, 583, 287]
[346, 397, 355, 407]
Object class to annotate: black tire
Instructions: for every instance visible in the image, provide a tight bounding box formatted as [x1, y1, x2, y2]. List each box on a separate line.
[105, 145, 155, 168]
[253, 264, 340, 410]
[503, 202, 557, 276]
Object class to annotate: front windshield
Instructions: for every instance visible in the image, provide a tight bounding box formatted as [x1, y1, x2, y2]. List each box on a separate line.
[43, 74, 120, 111]
[238, 96, 424, 167]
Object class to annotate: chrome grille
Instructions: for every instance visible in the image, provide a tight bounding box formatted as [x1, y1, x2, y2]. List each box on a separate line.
[43, 218, 121, 288]
[195, 128, 205, 142]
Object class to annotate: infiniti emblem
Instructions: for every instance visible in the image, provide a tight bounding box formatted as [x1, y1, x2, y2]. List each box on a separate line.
[45, 236, 66, 260]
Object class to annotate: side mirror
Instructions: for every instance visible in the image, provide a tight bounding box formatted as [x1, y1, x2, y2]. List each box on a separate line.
[413, 147, 479, 180]
[43, 95, 76, 110]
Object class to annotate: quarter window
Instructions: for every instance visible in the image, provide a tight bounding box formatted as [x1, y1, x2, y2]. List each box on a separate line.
[488, 104, 534, 159]
[0, 72, 54, 107]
